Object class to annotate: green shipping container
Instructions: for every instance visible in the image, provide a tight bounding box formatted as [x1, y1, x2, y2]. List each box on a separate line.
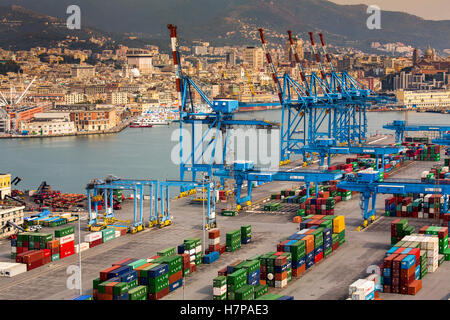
[157, 247, 176, 257]
[128, 285, 147, 300]
[213, 276, 227, 288]
[55, 226, 75, 238]
[213, 293, 227, 300]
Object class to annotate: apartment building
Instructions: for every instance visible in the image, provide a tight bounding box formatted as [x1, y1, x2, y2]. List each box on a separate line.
[395, 90, 450, 109]
[107, 91, 128, 105]
[18, 113, 76, 135]
[0, 206, 25, 240]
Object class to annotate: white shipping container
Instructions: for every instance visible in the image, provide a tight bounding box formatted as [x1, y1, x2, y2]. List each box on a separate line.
[84, 232, 102, 243]
[115, 231, 121, 238]
[351, 292, 364, 300]
[195, 245, 202, 254]
[11, 246, 16, 253]
[213, 285, 227, 296]
[190, 255, 196, 262]
[355, 279, 374, 296]
[58, 234, 75, 245]
[275, 279, 287, 288]
[349, 279, 367, 296]
[0, 263, 27, 277]
[209, 238, 220, 245]
[75, 242, 90, 253]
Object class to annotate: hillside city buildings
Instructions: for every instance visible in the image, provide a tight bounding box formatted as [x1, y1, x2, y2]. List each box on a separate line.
[0, 38, 449, 136]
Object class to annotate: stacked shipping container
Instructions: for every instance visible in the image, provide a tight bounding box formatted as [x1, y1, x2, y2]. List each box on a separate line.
[214, 215, 345, 300]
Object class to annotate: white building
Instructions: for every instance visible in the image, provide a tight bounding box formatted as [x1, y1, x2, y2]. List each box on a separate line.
[65, 92, 85, 104]
[126, 49, 154, 75]
[395, 90, 450, 109]
[243, 47, 264, 71]
[19, 113, 76, 135]
[107, 91, 128, 105]
[0, 206, 25, 240]
[0, 108, 10, 133]
[71, 64, 96, 79]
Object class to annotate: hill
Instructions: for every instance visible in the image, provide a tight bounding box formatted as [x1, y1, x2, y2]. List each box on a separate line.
[1, 1, 449, 51]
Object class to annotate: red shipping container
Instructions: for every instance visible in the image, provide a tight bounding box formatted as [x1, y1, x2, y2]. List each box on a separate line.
[438, 227, 448, 239]
[23, 251, 44, 264]
[209, 244, 221, 252]
[89, 239, 102, 248]
[60, 240, 75, 251]
[100, 265, 121, 281]
[314, 252, 323, 263]
[169, 270, 183, 284]
[208, 229, 220, 239]
[105, 282, 119, 295]
[148, 287, 170, 300]
[112, 258, 134, 266]
[43, 249, 51, 258]
[27, 259, 43, 271]
[407, 279, 422, 295]
[274, 256, 287, 266]
[274, 271, 287, 281]
[190, 263, 197, 273]
[219, 245, 226, 255]
[16, 247, 24, 254]
[60, 247, 75, 259]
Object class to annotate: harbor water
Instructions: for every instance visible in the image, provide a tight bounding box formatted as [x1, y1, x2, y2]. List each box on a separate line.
[1, 111, 449, 193]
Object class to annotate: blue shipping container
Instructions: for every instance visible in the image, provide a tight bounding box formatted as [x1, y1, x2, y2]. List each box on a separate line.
[169, 279, 183, 292]
[147, 264, 169, 278]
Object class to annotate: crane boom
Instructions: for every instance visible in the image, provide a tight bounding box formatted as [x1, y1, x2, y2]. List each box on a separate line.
[287, 30, 309, 96]
[258, 28, 284, 105]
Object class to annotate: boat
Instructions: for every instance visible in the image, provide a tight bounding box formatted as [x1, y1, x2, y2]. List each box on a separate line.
[146, 117, 171, 125]
[129, 118, 153, 128]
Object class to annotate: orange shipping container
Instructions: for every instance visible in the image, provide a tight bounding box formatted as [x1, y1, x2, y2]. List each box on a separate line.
[303, 235, 315, 253]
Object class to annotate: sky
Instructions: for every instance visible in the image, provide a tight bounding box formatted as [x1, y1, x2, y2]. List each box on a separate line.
[329, 0, 450, 20]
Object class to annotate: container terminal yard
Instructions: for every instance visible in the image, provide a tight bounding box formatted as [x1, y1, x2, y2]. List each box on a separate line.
[0, 24, 449, 302]
[0, 133, 449, 300]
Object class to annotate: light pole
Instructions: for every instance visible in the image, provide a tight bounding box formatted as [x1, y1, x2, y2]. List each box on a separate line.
[202, 176, 206, 255]
[77, 211, 86, 296]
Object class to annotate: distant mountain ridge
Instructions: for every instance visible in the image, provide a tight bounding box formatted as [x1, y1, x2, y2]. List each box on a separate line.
[1, 1, 449, 51]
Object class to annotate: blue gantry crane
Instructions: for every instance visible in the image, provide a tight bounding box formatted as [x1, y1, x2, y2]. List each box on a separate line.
[86, 177, 158, 232]
[258, 28, 395, 166]
[383, 120, 450, 143]
[214, 160, 343, 204]
[159, 179, 217, 229]
[168, 24, 276, 192]
[338, 170, 450, 228]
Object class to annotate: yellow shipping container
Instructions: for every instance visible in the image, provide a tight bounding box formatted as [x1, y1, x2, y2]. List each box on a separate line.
[333, 215, 345, 234]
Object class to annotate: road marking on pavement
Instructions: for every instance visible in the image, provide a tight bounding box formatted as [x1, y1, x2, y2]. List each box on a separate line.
[368, 136, 387, 145]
